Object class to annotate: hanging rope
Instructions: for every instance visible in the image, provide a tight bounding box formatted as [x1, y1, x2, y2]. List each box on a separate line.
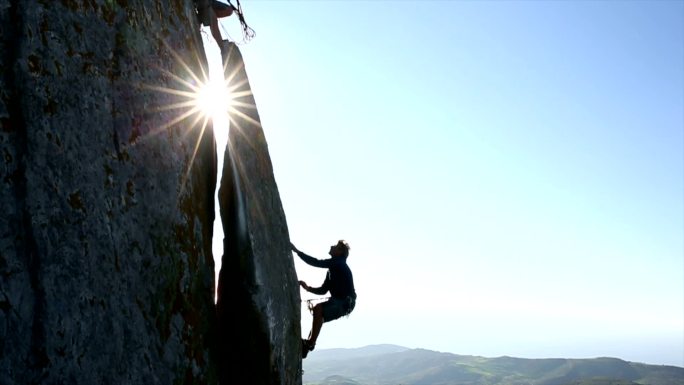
[227, 0, 255, 44]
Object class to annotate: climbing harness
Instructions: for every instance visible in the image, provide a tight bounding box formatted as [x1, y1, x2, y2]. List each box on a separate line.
[303, 297, 330, 314]
[303, 296, 356, 318]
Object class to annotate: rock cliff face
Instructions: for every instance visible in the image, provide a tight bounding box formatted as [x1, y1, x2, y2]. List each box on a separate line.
[0, 1, 218, 383]
[0, 1, 299, 384]
[216, 42, 301, 385]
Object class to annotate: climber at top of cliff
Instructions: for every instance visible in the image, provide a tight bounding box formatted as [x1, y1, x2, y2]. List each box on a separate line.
[208, 1, 235, 46]
[199, 0, 255, 48]
[291, 240, 357, 359]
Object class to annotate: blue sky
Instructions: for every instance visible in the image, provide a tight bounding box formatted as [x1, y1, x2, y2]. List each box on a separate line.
[204, 0, 683, 366]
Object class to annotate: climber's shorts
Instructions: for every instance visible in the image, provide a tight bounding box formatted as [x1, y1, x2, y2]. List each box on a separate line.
[212, 0, 232, 12]
[322, 296, 356, 323]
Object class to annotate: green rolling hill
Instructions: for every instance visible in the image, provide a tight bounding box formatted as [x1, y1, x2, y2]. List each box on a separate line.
[303, 346, 683, 385]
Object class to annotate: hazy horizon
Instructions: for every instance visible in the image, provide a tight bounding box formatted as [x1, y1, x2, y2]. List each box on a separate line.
[205, 0, 683, 368]
[307, 343, 684, 368]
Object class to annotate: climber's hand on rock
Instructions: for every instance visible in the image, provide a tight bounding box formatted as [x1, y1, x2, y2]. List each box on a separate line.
[290, 242, 300, 254]
[298, 281, 309, 290]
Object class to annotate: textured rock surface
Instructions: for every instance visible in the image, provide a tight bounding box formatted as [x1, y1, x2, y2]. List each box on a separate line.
[0, 1, 217, 384]
[216, 42, 302, 385]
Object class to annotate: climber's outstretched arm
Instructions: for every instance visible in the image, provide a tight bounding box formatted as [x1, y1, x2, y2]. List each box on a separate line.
[299, 280, 329, 296]
[291, 244, 332, 269]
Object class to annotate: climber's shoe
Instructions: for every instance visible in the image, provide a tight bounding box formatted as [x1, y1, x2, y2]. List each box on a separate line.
[302, 339, 315, 359]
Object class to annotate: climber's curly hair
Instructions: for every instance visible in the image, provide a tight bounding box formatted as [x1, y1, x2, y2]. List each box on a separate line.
[336, 240, 350, 258]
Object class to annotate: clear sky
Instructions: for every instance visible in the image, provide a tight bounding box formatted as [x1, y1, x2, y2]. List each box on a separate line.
[202, 0, 683, 367]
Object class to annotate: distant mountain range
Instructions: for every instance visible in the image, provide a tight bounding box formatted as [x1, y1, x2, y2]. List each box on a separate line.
[303, 345, 684, 385]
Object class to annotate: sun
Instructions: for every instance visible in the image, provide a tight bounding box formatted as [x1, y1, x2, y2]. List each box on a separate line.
[195, 77, 232, 122]
[195, 74, 234, 146]
[140, 38, 254, 192]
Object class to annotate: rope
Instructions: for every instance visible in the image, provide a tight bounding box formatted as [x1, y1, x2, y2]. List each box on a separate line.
[227, 0, 255, 44]
[218, 21, 234, 43]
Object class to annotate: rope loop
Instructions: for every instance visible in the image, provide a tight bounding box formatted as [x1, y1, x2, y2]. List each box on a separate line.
[227, 0, 255, 44]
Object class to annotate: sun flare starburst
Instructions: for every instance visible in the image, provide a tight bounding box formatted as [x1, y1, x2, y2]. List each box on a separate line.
[139, 41, 236, 192]
[195, 80, 233, 121]
[140, 39, 259, 196]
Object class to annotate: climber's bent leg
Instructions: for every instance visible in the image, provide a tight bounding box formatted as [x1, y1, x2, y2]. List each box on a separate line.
[308, 303, 324, 347]
[209, 13, 222, 45]
[208, 1, 233, 46]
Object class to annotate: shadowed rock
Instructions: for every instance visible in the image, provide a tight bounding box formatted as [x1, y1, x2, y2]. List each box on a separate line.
[216, 41, 301, 385]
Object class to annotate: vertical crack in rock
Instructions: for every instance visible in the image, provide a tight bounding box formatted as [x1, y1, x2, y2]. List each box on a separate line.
[216, 42, 302, 385]
[3, 95, 49, 381]
[1, 1, 49, 383]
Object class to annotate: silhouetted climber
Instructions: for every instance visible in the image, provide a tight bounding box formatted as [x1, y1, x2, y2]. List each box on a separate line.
[291, 240, 357, 359]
